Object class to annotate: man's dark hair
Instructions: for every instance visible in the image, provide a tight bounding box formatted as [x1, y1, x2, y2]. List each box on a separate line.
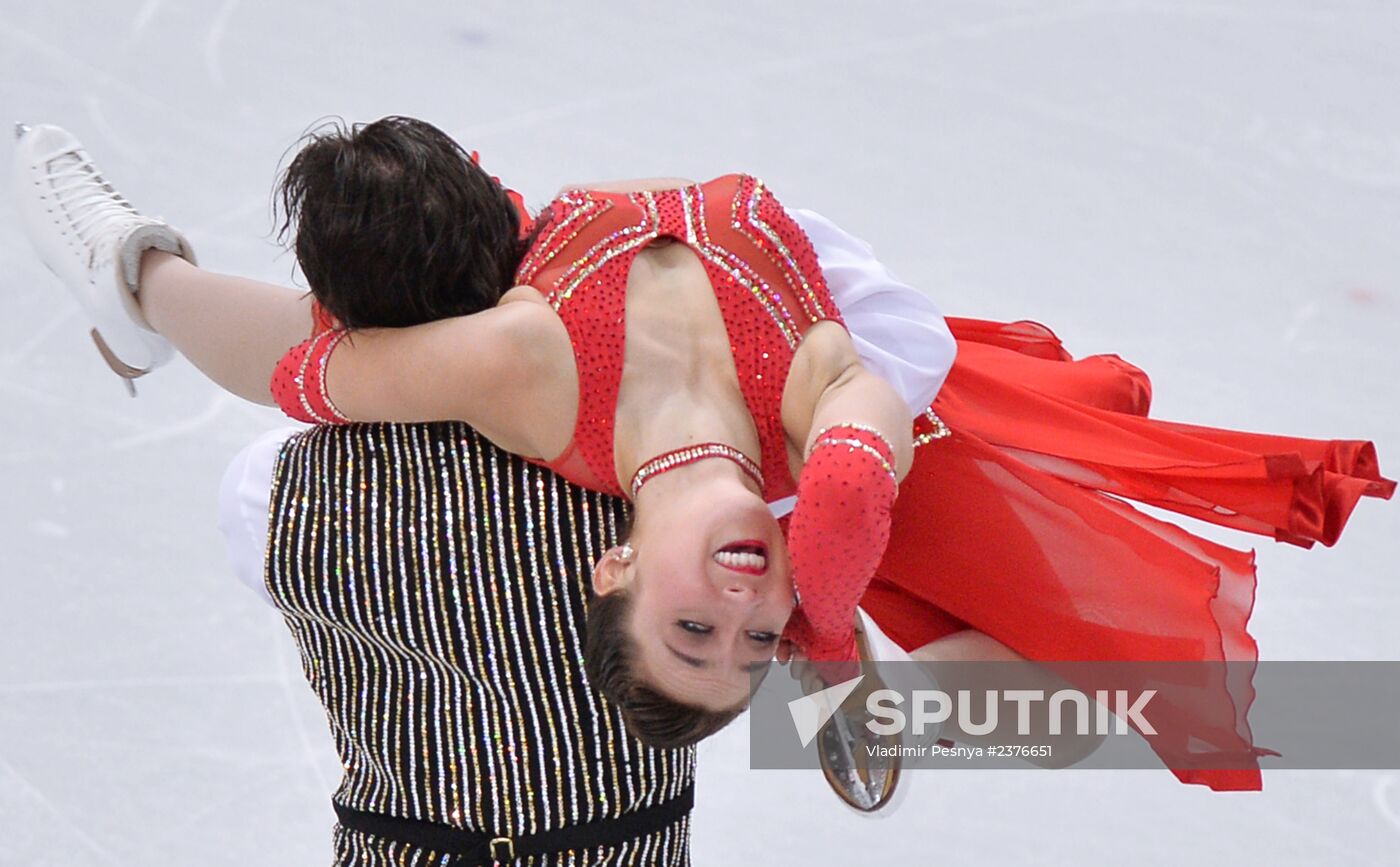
[276, 115, 523, 328]
[584, 589, 746, 749]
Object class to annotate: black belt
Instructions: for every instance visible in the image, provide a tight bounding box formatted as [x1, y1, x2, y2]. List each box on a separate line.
[333, 783, 695, 865]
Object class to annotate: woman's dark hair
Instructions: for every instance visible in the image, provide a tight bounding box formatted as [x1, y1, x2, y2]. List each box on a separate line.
[276, 115, 524, 328]
[584, 589, 746, 750]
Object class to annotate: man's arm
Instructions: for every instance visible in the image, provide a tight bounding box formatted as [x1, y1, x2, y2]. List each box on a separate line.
[218, 428, 301, 606]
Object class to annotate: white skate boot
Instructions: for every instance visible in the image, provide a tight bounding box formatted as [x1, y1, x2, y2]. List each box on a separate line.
[13, 122, 197, 395]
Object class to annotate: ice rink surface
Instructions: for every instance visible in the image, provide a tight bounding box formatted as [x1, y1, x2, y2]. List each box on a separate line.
[2, 1, 1398, 864]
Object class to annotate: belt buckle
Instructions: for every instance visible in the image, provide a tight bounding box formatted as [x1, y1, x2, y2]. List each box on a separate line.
[488, 836, 515, 862]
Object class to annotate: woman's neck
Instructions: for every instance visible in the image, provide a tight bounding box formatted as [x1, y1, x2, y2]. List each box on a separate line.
[610, 242, 766, 487]
[613, 385, 762, 492]
[627, 438, 766, 506]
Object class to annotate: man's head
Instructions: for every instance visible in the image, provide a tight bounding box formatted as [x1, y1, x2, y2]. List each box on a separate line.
[277, 115, 522, 328]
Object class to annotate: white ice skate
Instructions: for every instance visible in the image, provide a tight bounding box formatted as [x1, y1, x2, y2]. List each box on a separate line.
[13, 123, 197, 395]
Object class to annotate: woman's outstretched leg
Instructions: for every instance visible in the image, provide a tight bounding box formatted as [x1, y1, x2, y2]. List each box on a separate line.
[137, 251, 311, 405]
[14, 122, 311, 405]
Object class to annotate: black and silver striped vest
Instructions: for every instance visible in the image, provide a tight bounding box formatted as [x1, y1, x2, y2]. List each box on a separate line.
[266, 423, 695, 865]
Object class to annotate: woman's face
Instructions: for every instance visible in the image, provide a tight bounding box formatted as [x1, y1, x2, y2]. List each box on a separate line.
[594, 488, 794, 712]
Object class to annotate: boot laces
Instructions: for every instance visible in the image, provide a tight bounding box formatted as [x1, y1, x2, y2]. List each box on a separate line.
[41, 146, 147, 268]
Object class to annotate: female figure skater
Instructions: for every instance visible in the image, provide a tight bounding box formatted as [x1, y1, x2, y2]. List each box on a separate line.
[16, 117, 1394, 806]
[261, 141, 1395, 797]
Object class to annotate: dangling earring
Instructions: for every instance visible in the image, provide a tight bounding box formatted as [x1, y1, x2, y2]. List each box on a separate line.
[792, 588, 802, 608]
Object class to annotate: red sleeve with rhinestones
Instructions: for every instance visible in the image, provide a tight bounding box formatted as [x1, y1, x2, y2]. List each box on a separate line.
[781, 425, 899, 665]
[270, 329, 351, 425]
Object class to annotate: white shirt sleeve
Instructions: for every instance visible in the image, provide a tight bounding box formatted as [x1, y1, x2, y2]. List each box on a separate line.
[217, 426, 304, 606]
[791, 207, 957, 415]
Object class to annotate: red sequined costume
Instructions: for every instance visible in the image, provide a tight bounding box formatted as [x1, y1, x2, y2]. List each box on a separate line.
[517, 174, 840, 502]
[273, 174, 1395, 792]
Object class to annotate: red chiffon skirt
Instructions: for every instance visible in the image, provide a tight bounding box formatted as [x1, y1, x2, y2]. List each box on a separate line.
[860, 316, 1395, 791]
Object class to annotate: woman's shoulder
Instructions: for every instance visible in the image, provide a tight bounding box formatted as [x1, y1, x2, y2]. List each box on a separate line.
[791, 320, 860, 380]
[500, 283, 551, 306]
[496, 286, 566, 337]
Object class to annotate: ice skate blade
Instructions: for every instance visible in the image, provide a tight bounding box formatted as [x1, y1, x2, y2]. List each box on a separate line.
[89, 328, 144, 397]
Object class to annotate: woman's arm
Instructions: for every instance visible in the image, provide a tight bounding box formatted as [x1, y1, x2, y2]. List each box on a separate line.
[277, 291, 575, 459]
[785, 322, 914, 480]
[781, 421, 900, 667]
[780, 324, 914, 663]
[801, 364, 914, 481]
[138, 252, 315, 405]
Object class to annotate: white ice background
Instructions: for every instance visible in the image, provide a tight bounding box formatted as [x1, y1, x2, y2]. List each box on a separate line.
[1, 2, 1398, 864]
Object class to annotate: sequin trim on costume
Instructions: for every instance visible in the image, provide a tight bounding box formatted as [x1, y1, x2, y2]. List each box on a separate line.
[808, 428, 898, 487]
[628, 442, 765, 501]
[519, 174, 845, 504]
[913, 407, 952, 446]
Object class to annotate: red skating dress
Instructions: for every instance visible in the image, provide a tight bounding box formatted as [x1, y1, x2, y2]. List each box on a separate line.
[863, 317, 1394, 789]
[517, 174, 840, 502]
[515, 175, 1394, 792]
[275, 174, 1394, 792]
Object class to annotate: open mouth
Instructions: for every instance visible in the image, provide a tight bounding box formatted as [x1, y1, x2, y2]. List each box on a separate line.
[713, 540, 768, 575]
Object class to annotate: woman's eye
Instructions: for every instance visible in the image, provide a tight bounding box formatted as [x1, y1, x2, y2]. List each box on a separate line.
[748, 631, 779, 645]
[677, 620, 712, 634]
